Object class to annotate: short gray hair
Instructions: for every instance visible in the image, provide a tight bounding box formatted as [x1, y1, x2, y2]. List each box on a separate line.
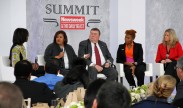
[176, 56, 183, 69]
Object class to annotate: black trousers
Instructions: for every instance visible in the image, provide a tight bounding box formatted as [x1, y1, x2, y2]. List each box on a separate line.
[124, 64, 145, 86]
[164, 61, 180, 86]
[88, 66, 118, 81]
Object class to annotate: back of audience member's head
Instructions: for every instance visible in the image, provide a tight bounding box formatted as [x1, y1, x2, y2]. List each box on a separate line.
[72, 57, 87, 68]
[177, 56, 183, 69]
[0, 82, 23, 108]
[62, 65, 89, 88]
[45, 60, 60, 75]
[84, 79, 106, 108]
[153, 75, 176, 98]
[176, 56, 183, 80]
[14, 60, 32, 79]
[94, 81, 131, 108]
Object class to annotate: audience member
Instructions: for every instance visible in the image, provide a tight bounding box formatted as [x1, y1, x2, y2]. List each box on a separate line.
[173, 56, 183, 108]
[34, 60, 64, 90]
[155, 28, 183, 85]
[116, 29, 146, 86]
[13, 60, 55, 105]
[54, 65, 89, 100]
[132, 75, 176, 108]
[84, 79, 106, 108]
[93, 81, 131, 108]
[44, 30, 77, 76]
[0, 81, 23, 108]
[78, 28, 118, 81]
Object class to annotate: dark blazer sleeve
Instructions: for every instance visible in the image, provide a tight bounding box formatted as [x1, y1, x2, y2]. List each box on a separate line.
[134, 43, 144, 65]
[78, 40, 92, 65]
[65, 44, 77, 68]
[78, 40, 87, 57]
[44, 43, 61, 63]
[116, 43, 144, 65]
[100, 41, 114, 63]
[116, 44, 126, 63]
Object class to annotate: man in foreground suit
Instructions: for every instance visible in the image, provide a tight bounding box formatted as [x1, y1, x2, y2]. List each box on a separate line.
[173, 56, 183, 108]
[13, 60, 55, 105]
[78, 28, 118, 81]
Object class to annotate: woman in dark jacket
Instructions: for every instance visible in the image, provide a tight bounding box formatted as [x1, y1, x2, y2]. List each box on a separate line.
[116, 29, 146, 86]
[44, 30, 77, 76]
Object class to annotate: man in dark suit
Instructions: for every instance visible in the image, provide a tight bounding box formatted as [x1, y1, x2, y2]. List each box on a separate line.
[78, 28, 118, 81]
[173, 56, 183, 108]
[13, 60, 55, 105]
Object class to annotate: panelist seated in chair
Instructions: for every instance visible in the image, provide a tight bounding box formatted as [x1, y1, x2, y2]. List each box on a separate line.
[13, 60, 55, 105]
[116, 29, 146, 86]
[9, 28, 44, 77]
[78, 28, 118, 81]
[44, 30, 77, 76]
[155, 28, 183, 85]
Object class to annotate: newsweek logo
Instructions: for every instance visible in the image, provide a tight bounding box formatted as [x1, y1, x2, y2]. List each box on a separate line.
[60, 16, 85, 30]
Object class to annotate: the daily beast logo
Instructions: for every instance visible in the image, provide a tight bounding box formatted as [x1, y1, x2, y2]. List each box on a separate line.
[60, 16, 85, 30]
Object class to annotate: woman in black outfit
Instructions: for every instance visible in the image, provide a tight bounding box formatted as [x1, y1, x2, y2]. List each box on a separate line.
[44, 30, 77, 76]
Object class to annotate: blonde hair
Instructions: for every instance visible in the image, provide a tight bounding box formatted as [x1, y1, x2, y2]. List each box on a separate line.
[162, 28, 178, 47]
[153, 75, 176, 98]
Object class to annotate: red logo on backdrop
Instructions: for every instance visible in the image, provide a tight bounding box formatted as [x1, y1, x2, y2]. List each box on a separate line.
[60, 16, 85, 30]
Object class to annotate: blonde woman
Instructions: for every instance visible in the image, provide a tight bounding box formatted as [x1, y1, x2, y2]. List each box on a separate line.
[155, 28, 183, 85]
[132, 75, 176, 108]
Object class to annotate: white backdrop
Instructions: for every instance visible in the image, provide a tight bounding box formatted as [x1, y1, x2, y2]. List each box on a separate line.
[0, 0, 26, 56]
[26, 0, 110, 62]
[0, 0, 146, 64]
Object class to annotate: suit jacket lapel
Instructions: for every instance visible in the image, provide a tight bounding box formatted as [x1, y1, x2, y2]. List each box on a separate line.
[122, 43, 126, 56]
[98, 41, 105, 55]
[133, 42, 137, 59]
[87, 39, 92, 57]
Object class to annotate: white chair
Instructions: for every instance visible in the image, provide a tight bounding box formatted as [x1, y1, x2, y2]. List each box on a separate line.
[97, 73, 107, 79]
[37, 55, 64, 76]
[153, 63, 164, 78]
[37, 55, 45, 66]
[116, 63, 153, 84]
[23, 98, 31, 108]
[30, 76, 37, 80]
[116, 63, 124, 83]
[0, 56, 15, 82]
[37, 55, 107, 79]
[145, 63, 153, 82]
